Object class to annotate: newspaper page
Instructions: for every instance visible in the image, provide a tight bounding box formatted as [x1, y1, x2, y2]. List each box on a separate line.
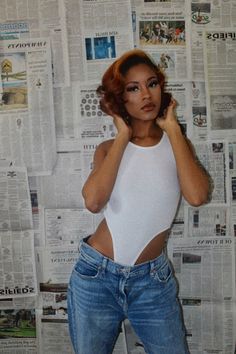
[80, 0, 134, 81]
[0, 230, 37, 299]
[168, 237, 235, 353]
[0, 0, 70, 87]
[181, 299, 234, 354]
[186, 205, 230, 237]
[0, 38, 57, 175]
[191, 1, 236, 81]
[203, 29, 236, 138]
[44, 208, 103, 247]
[194, 140, 229, 205]
[0, 161, 33, 231]
[168, 237, 235, 301]
[0, 309, 37, 354]
[135, 2, 191, 80]
[36, 151, 84, 209]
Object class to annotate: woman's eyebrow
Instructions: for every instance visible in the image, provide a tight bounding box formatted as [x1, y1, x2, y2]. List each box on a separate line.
[125, 76, 158, 85]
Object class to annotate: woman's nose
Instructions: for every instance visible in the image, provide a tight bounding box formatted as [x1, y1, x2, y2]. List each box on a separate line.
[141, 86, 151, 98]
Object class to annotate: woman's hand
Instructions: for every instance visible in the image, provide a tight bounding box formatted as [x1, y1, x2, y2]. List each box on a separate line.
[156, 98, 179, 134]
[102, 101, 132, 140]
[113, 114, 132, 140]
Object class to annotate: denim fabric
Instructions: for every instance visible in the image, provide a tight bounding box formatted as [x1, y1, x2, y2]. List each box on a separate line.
[67, 237, 190, 354]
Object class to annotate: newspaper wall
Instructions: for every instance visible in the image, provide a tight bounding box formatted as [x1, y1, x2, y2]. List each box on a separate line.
[0, 0, 235, 353]
[0, 0, 70, 88]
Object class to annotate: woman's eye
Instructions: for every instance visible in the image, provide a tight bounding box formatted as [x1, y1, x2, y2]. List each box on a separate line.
[149, 80, 159, 88]
[126, 86, 139, 92]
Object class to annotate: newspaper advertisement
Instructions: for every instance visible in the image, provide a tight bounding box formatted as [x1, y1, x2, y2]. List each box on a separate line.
[0, 230, 37, 299]
[37, 151, 84, 209]
[0, 38, 57, 175]
[0, 0, 70, 87]
[203, 29, 236, 138]
[0, 161, 33, 231]
[168, 237, 235, 301]
[80, 0, 134, 81]
[44, 208, 103, 247]
[186, 205, 230, 237]
[135, 6, 191, 80]
[0, 308, 37, 354]
[78, 82, 116, 141]
[194, 140, 229, 205]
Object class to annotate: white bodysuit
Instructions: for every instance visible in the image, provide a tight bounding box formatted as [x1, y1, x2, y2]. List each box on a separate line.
[104, 132, 180, 266]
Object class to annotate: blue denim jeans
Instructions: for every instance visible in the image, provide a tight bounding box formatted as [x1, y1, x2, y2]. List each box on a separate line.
[67, 237, 189, 354]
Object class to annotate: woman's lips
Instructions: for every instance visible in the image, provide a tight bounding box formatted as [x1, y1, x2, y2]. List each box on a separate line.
[141, 103, 155, 111]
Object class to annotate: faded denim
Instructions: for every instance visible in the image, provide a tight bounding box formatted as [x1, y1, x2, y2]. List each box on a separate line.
[67, 237, 189, 354]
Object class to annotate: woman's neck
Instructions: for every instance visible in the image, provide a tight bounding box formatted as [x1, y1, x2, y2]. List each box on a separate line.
[130, 121, 163, 146]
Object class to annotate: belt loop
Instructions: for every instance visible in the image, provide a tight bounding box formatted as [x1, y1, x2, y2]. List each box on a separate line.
[101, 257, 108, 272]
[78, 238, 83, 252]
[150, 258, 157, 274]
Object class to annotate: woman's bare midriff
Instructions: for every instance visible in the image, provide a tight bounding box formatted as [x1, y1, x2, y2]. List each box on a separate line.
[87, 218, 168, 264]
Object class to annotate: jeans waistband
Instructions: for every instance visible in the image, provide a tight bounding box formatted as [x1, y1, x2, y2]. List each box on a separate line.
[78, 236, 168, 277]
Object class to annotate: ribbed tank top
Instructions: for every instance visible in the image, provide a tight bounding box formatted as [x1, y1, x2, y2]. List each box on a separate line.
[104, 132, 180, 265]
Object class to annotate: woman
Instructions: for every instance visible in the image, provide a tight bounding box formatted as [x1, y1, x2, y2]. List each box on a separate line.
[67, 49, 210, 354]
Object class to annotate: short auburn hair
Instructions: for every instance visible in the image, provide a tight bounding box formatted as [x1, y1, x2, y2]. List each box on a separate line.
[97, 49, 171, 119]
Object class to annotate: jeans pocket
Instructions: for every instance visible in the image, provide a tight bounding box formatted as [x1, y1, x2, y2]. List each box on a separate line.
[150, 260, 173, 283]
[73, 253, 100, 279]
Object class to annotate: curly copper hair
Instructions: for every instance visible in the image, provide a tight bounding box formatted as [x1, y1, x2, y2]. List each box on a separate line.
[97, 49, 171, 120]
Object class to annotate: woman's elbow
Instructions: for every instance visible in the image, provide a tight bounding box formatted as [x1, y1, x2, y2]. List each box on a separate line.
[84, 199, 102, 213]
[187, 194, 208, 207]
[82, 188, 106, 213]
[186, 185, 212, 207]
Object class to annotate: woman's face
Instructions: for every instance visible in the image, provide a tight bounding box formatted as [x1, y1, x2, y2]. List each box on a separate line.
[123, 63, 162, 121]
